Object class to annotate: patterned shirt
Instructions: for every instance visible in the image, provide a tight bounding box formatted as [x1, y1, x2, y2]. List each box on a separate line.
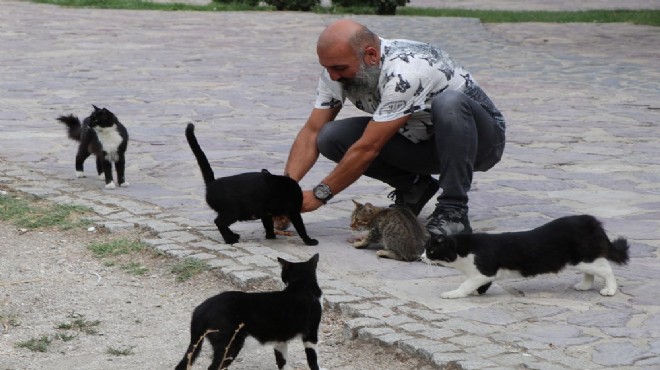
[314, 38, 505, 143]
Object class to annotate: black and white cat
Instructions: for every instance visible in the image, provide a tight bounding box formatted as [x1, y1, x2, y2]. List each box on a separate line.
[422, 215, 629, 298]
[57, 105, 129, 189]
[175, 254, 323, 370]
[185, 123, 317, 246]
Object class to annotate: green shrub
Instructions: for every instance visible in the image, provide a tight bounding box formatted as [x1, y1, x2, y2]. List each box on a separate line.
[264, 0, 320, 11]
[331, 0, 410, 15]
[212, 0, 260, 6]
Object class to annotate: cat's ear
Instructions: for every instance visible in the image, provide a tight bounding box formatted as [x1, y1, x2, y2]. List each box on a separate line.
[261, 169, 271, 175]
[309, 253, 319, 265]
[352, 199, 361, 207]
[277, 257, 290, 269]
[92, 104, 100, 111]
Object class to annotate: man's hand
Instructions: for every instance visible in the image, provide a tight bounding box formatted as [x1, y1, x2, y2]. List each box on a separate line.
[302, 190, 324, 212]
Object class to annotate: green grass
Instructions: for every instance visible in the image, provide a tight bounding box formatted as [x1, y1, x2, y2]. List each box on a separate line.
[15, 335, 52, 353]
[121, 261, 149, 276]
[27, 0, 660, 26]
[31, 0, 270, 11]
[0, 192, 92, 230]
[54, 332, 78, 342]
[56, 312, 101, 335]
[87, 239, 147, 258]
[107, 345, 135, 356]
[171, 257, 209, 282]
[397, 8, 660, 26]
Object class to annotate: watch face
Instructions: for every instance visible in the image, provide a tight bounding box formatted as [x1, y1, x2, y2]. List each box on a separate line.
[314, 184, 331, 200]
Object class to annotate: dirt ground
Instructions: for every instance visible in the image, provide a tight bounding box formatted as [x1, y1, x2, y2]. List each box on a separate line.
[0, 220, 439, 370]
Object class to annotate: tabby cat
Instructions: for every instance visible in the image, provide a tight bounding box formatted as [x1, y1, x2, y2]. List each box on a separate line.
[175, 254, 323, 370]
[56, 105, 129, 189]
[185, 123, 317, 246]
[350, 200, 428, 262]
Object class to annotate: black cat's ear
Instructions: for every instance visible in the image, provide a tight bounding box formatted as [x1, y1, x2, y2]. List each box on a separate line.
[277, 257, 290, 268]
[261, 169, 271, 175]
[92, 104, 100, 111]
[309, 253, 319, 265]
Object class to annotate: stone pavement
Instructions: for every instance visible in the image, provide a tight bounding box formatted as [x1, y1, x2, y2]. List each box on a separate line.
[1, 1, 660, 369]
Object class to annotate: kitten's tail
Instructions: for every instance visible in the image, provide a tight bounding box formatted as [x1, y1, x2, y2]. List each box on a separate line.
[56, 114, 82, 141]
[185, 123, 215, 185]
[607, 237, 630, 265]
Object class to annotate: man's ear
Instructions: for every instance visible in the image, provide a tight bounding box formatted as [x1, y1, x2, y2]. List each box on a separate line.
[362, 46, 379, 66]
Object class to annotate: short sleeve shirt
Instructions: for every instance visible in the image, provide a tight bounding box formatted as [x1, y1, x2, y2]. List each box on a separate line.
[314, 38, 473, 143]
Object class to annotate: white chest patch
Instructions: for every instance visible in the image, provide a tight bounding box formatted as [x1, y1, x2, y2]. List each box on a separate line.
[95, 126, 122, 162]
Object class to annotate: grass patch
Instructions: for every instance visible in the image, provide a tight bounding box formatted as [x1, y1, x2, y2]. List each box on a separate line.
[31, 0, 270, 11]
[1, 313, 20, 328]
[15, 335, 52, 352]
[56, 312, 101, 335]
[121, 261, 149, 276]
[397, 8, 660, 26]
[171, 257, 209, 282]
[107, 345, 135, 356]
[87, 239, 147, 258]
[54, 332, 78, 342]
[0, 192, 92, 230]
[26, 0, 660, 26]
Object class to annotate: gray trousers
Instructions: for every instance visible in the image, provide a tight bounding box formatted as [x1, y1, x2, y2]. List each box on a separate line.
[316, 90, 505, 211]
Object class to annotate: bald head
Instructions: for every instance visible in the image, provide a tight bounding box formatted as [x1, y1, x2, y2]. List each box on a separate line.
[317, 19, 381, 82]
[317, 19, 378, 56]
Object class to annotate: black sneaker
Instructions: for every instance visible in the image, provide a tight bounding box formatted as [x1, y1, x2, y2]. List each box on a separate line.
[426, 207, 472, 237]
[387, 175, 440, 216]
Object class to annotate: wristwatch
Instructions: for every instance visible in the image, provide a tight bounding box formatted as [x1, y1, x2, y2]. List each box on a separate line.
[312, 183, 333, 204]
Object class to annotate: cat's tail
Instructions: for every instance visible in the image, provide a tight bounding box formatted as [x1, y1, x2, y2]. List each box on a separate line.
[185, 123, 215, 185]
[56, 114, 82, 141]
[607, 237, 630, 265]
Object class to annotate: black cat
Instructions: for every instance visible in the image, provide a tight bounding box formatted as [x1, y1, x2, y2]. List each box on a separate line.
[185, 123, 318, 246]
[56, 105, 129, 189]
[175, 253, 323, 370]
[422, 215, 629, 298]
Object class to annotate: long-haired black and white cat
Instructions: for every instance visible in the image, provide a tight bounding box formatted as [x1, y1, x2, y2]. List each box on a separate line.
[422, 215, 629, 298]
[175, 254, 322, 370]
[185, 123, 317, 246]
[56, 105, 129, 189]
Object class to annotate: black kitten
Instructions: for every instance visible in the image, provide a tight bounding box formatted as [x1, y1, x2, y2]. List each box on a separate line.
[185, 123, 317, 246]
[57, 105, 129, 189]
[422, 215, 629, 298]
[175, 253, 323, 370]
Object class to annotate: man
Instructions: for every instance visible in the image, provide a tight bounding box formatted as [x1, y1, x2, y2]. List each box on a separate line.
[283, 19, 505, 237]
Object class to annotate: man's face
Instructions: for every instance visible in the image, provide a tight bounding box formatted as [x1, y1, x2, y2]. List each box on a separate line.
[318, 44, 360, 82]
[318, 43, 381, 94]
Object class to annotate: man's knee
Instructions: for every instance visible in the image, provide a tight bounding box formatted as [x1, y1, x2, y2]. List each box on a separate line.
[431, 90, 471, 122]
[317, 118, 369, 162]
[317, 122, 342, 161]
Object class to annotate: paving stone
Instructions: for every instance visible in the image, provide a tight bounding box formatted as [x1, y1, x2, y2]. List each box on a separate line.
[158, 230, 199, 243]
[228, 269, 271, 287]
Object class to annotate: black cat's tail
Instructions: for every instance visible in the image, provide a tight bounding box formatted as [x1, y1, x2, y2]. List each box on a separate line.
[185, 123, 215, 185]
[607, 237, 630, 265]
[56, 114, 82, 141]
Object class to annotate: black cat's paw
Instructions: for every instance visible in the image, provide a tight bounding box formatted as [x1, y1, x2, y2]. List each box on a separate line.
[477, 282, 492, 295]
[222, 233, 240, 244]
[265, 231, 277, 239]
[304, 238, 319, 246]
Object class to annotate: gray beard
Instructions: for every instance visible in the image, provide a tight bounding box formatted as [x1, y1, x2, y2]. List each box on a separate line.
[341, 62, 381, 98]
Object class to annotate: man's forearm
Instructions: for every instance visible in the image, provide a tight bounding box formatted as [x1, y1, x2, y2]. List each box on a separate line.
[321, 143, 379, 195]
[284, 129, 320, 182]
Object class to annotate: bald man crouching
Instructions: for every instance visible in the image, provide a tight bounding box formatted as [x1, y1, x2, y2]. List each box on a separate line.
[283, 19, 506, 239]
